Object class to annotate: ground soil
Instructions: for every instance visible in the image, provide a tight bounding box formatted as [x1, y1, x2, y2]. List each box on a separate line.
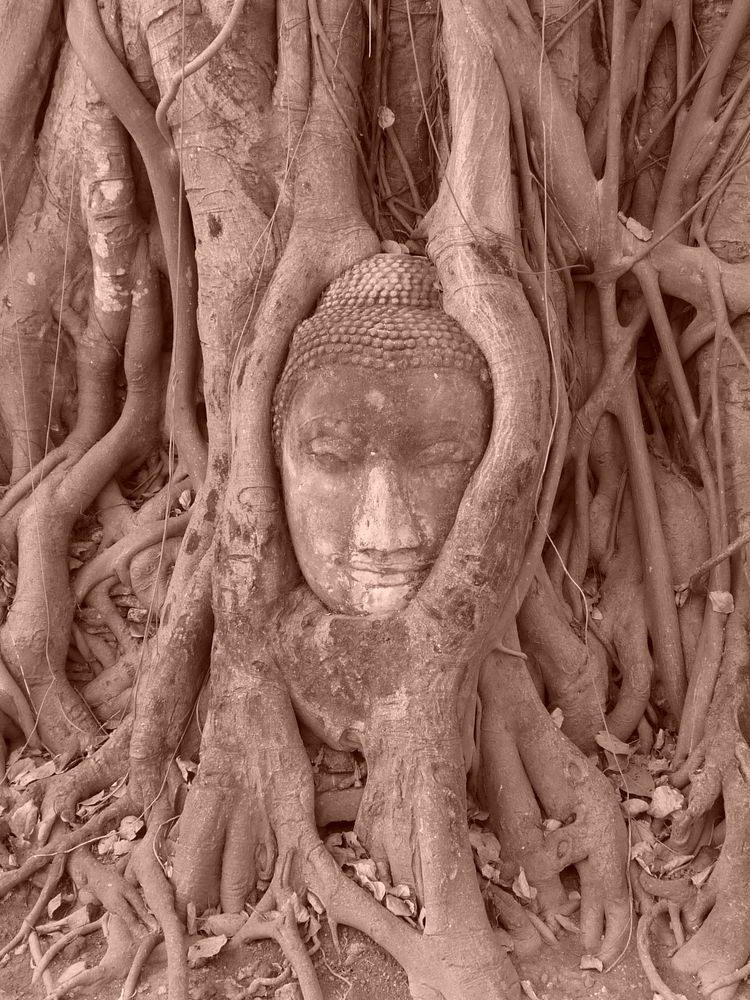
[6, 878, 746, 1000]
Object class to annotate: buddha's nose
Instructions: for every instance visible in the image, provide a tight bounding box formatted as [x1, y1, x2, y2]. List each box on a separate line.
[352, 465, 420, 555]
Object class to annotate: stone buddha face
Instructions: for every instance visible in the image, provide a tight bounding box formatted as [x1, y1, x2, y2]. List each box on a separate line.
[280, 365, 491, 616]
[274, 254, 492, 617]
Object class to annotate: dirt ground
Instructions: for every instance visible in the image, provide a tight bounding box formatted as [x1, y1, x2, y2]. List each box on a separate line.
[6, 877, 749, 1000]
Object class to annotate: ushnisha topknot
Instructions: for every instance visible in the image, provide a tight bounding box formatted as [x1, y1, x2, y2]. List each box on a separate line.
[273, 254, 491, 451]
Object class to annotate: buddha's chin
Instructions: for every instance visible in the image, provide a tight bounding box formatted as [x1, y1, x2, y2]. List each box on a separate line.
[357, 581, 414, 616]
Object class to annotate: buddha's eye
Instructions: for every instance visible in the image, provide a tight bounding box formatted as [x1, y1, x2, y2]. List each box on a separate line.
[415, 440, 472, 467]
[307, 436, 359, 470]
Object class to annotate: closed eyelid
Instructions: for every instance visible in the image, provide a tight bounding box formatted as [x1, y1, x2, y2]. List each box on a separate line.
[415, 439, 474, 459]
[309, 436, 359, 455]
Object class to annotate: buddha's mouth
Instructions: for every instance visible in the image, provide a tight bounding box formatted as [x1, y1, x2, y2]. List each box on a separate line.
[346, 559, 430, 588]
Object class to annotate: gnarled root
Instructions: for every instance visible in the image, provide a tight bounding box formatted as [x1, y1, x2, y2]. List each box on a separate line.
[637, 900, 688, 1000]
[34, 715, 132, 845]
[479, 650, 631, 966]
[228, 852, 324, 1000]
[169, 645, 521, 1000]
[44, 913, 137, 1000]
[668, 586, 750, 998]
[68, 845, 156, 939]
[517, 573, 609, 752]
[671, 715, 750, 992]
[40, 848, 157, 999]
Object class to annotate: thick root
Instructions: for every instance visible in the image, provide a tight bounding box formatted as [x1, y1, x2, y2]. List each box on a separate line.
[670, 587, 750, 998]
[479, 650, 631, 966]
[671, 749, 750, 999]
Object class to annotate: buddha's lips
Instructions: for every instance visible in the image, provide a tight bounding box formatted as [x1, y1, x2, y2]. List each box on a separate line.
[345, 560, 430, 588]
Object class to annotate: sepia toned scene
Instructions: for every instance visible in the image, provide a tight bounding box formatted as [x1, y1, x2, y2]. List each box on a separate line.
[1, 2, 750, 999]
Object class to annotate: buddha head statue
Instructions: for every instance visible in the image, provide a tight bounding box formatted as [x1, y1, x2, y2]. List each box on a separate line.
[274, 254, 492, 617]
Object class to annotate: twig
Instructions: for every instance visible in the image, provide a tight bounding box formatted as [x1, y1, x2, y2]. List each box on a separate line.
[545, 0, 596, 51]
[677, 527, 750, 593]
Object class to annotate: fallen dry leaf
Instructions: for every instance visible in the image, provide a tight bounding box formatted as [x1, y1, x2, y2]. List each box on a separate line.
[648, 785, 684, 819]
[187, 934, 227, 968]
[469, 826, 501, 866]
[595, 731, 633, 756]
[580, 955, 603, 972]
[385, 894, 414, 918]
[118, 815, 144, 841]
[512, 868, 537, 901]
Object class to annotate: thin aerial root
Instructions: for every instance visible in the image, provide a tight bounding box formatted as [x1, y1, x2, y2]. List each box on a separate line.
[636, 900, 688, 1000]
[31, 917, 106, 984]
[155, 0, 246, 143]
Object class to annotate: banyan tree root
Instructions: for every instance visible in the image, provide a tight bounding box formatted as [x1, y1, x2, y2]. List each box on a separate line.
[478, 650, 631, 966]
[483, 884, 545, 958]
[68, 844, 157, 940]
[35, 813, 174, 999]
[30, 916, 107, 985]
[43, 913, 138, 1000]
[0, 225, 163, 755]
[0, 648, 42, 776]
[0, 852, 66, 963]
[0, 796, 135, 902]
[668, 589, 750, 1000]
[636, 900, 688, 1000]
[166, 619, 523, 1000]
[32, 714, 133, 845]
